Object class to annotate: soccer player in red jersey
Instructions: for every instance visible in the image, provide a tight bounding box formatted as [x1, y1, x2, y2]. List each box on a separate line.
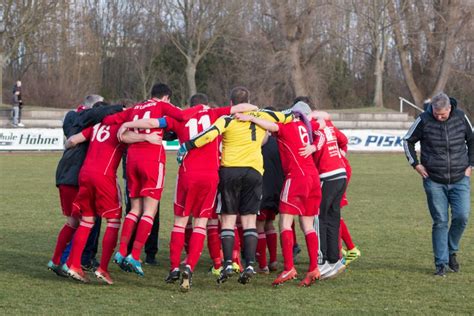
[235, 101, 324, 287]
[117, 93, 257, 291]
[101, 84, 204, 276]
[60, 110, 161, 284]
[308, 118, 348, 280]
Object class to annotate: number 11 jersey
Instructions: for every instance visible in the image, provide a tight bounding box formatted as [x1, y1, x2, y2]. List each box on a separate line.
[166, 105, 231, 173]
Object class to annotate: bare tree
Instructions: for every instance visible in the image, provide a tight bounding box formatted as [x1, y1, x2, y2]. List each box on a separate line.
[0, 0, 58, 104]
[388, 0, 471, 106]
[163, 0, 235, 98]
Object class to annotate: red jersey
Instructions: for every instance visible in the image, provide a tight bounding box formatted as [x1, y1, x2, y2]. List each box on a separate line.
[313, 120, 347, 180]
[275, 120, 318, 177]
[80, 123, 125, 177]
[166, 106, 231, 172]
[102, 99, 202, 162]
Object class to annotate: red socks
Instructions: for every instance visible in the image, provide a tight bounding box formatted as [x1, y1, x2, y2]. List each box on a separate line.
[257, 232, 267, 268]
[280, 229, 294, 271]
[207, 222, 222, 269]
[169, 225, 186, 270]
[186, 226, 206, 271]
[100, 219, 121, 272]
[51, 223, 76, 265]
[340, 218, 355, 250]
[118, 212, 139, 256]
[304, 229, 319, 271]
[266, 229, 278, 264]
[131, 215, 154, 260]
[67, 219, 94, 270]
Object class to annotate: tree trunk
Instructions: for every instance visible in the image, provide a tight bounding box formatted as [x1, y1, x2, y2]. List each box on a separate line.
[388, 0, 425, 107]
[185, 58, 197, 98]
[288, 41, 307, 96]
[373, 37, 386, 108]
[0, 52, 3, 105]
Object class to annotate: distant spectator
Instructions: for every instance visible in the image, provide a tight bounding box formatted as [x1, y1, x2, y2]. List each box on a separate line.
[12, 80, 24, 127]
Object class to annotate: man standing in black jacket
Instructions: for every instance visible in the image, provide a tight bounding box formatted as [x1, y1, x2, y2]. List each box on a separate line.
[47, 95, 123, 276]
[404, 92, 473, 276]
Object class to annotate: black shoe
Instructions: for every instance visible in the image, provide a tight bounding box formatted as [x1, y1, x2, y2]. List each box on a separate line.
[434, 265, 447, 277]
[238, 266, 256, 285]
[165, 269, 180, 283]
[180, 266, 193, 292]
[145, 256, 158, 266]
[448, 253, 460, 272]
[82, 258, 99, 272]
[217, 265, 234, 284]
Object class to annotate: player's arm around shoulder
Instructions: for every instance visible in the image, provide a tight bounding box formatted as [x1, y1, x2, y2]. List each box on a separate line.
[234, 112, 279, 132]
[65, 127, 92, 149]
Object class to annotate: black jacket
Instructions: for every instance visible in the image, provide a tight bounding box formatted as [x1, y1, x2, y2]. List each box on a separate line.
[261, 136, 284, 211]
[403, 103, 474, 184]
[55, 105, 123, 187]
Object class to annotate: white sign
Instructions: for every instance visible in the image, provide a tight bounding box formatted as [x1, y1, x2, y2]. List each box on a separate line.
[0, 128, 64, 151]
[342, 129, 418, 152]
[0, 128, 181, 151]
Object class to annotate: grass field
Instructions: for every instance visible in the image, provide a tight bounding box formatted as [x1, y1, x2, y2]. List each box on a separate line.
[0, 152, 473, 315]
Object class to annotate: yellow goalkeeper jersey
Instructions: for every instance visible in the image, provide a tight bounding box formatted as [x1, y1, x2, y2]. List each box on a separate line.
[187, 109, 293, 175]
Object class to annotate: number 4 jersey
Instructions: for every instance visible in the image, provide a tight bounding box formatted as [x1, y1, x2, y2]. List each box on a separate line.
[165, 106, 232, 173]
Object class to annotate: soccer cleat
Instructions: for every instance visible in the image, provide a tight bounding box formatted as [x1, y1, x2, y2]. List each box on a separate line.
[210, 266, 223, 277]
[17, 122, 25, 127]
[67, 266, 90, 283]
[272, 267, 297, 286]
[299, 268, 321, 287]
[238, 266, 256, 284]
[145, 255, 158, 266]
[344, 246, 361, 266]
[217, 265, 234, 284]
[341, 248, 347, 258]
[232, 262, 242, 273]
[47, 260, 68, 278]
[95, 268, 114, 285]
[268, 261, 279, 272]
[82, 258, 99, 272]
[318, 261, 331, 276]
[124, 254, 144, 277]
[448, 253, 459, 272]
[434, 265, 447, 277]
[165, 268, 181, 283]
[257, 266, 270, 274]
[113, 252, 131, 272]
[321, 260, 346, 280]
[180, 266, 193, 292]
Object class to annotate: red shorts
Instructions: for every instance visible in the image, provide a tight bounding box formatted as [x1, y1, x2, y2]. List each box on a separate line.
[72, 172, 122, 219]
[257, 209, 277, 221]
[127, 159, 165, 200]
[174, 171, 219, 218]
[58, 185, 79, 216]
[279, 175, 321, 216]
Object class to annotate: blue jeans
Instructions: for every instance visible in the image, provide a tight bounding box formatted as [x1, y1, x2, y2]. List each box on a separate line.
[423, 176, 471, 267]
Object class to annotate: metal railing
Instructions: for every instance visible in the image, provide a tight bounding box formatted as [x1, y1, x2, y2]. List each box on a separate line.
[399, 97, 424, 113]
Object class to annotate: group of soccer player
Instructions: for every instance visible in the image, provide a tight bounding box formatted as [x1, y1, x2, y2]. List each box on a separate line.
[47, 83, 361, 291]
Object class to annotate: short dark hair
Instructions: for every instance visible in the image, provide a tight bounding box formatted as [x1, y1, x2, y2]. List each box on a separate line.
[92, 101, 109, 108]
[230, 86, 249, 105]
[293, 96, 314, 108]
[190, 93, 209, 107]
[151, 83, 172, 99]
